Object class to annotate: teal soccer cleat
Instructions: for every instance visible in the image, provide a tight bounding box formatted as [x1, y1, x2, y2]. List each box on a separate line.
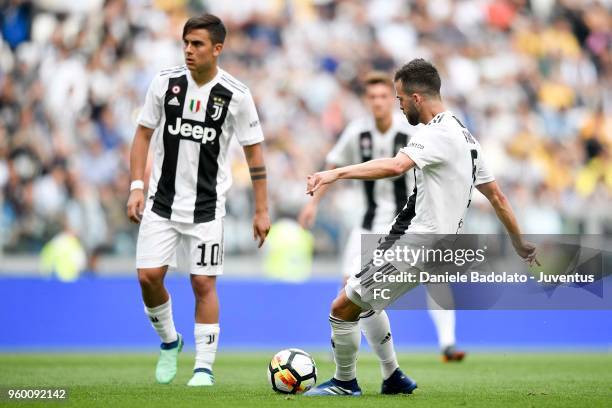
[187, 368, 215, 386]
[155, 333, 183, 384]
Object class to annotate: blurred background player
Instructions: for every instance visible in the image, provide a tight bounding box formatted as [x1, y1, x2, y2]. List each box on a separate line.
[298, 71, 466, 364]
[126, 14, 270, 386]
[304, 59, 537, 396]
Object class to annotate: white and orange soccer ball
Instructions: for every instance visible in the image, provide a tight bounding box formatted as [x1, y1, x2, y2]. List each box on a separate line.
[267, 348, 317, 394]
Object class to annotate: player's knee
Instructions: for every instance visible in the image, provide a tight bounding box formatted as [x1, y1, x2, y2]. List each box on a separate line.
[137, 269, 164, 289]
[330, 298, 344, 318]
[191, 276, 216, 298]
[330, 292, 360, 321]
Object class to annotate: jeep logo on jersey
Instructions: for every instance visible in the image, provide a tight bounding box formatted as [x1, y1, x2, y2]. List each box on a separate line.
[211, 96, 226, 121]
[167, 117, 217, 144]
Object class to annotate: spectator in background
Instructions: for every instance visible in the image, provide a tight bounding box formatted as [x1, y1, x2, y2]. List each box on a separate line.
[0, 0, 33, 50]
[39, 219, 86, 282]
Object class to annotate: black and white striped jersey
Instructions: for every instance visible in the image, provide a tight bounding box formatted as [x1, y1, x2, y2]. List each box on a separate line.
[137, 65, 264, 223]
[326, 114, 419, 231]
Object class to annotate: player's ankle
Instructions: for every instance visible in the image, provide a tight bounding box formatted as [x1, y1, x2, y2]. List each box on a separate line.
[332, 377, 358, 387]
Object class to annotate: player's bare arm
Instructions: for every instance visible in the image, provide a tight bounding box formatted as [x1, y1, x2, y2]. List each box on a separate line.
[127, 125, 155, 224]
[476, 180, 539, 265]
[244, 142, 271, 247]
[306, 152, 415, 195]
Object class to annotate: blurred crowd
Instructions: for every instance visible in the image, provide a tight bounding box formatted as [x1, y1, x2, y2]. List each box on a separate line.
[0, 0, 611, 260]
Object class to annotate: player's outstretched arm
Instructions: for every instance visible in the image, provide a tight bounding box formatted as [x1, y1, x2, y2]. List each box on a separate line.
[476, 180, 539, 265]
[243, 142, 271, 248]
[127, 125, 155, 224]
[306, 152, 414, 195]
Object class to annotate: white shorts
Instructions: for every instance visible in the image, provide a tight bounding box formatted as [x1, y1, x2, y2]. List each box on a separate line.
[342, 225, 390, 277]
[136, 207, 224, 276]
[345, 234, 443, 310]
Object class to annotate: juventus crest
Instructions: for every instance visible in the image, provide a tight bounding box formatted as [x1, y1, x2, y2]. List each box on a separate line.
[211, 96, 226, 121]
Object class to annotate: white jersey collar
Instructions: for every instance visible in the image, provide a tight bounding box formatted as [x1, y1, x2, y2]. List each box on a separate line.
[187, 66, 222, 90]
[426, 110, 451, 126]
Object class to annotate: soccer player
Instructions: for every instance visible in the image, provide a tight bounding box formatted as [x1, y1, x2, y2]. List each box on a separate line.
[299, 71, 464, 378]
[304, 59, 537, 396]
[126, 14, 270, 386]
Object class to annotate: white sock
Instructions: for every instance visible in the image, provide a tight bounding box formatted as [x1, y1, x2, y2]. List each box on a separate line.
[194, 323, 220, 371]
[427, 286, 456, 350]
[427, 308, 456, 350]
[359, 310, 399, 379]
[329, 315, 360, 381]
[144, 298, 178, 344]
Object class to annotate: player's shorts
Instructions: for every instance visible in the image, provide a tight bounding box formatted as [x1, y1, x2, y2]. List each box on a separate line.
[345, 233, 440, 310]
[136, 205, 224, 276]
[342, 224, 391, 277]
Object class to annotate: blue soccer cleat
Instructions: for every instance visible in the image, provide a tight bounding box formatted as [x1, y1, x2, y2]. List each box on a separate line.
[381, 368, 418, 395]
[304, 378, 362, 396]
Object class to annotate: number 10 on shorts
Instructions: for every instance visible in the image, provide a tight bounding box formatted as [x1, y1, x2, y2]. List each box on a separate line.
[196, 243, 222, 266]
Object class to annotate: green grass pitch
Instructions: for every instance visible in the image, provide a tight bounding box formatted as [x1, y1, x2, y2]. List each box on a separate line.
[0, 352, 610, 407]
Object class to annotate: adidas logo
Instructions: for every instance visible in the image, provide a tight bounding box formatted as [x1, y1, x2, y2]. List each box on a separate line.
[380, 332, 392, 345]
[150, 316, 159, 323]
[168, 96, 180, 106]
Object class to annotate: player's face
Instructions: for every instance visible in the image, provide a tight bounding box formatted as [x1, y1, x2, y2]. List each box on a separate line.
[395, 80, 420, 126]
[183, 29, 223, 72]
[364, 83, 394, 121]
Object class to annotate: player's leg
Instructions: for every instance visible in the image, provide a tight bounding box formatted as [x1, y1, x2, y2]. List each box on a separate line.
[330, 289, 363, 381]
[351, 254, 419, 395]
[305, 289, 363, 396]
[345, 227, 406, 386]
[136, 212, 183, 384]
[342, 228, 398, 379]
[347, 269, 402, 382]
[358, 306, 417, 394]
[347, 269, 403, 382]
[426, 286, 466, 362]
[139, 266, 177, 342]
[358, 310, 398, 378]
[183, 218, 224, 386]
[188, 275, 219, 386]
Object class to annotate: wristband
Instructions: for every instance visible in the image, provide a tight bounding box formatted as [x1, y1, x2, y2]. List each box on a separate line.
[130, 180, 145, 191]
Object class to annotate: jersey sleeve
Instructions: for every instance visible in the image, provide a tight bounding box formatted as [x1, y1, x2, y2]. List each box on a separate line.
[326, 123, 357, 167]
[475, 155, 495, 185]
[399, 128, 445, 169]
[137, 74, 164, 129]
[233, 90, 264, 146]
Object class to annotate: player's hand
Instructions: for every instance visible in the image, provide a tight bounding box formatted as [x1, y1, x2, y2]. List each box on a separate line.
[127, 189, 145, 224]
[298, 201, 318, 229]
[253, 211, 271, 248]
[306, 170, 338, 195]
[513, 240, 540, 266]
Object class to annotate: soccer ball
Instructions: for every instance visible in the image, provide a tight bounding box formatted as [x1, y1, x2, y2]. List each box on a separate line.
[267, 348, 317, 394]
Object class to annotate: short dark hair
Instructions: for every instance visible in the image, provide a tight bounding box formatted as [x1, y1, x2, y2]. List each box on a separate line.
[394, 59, 441, 97]
[183, 14, 226, 44]
[364, 71, 393, 89]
